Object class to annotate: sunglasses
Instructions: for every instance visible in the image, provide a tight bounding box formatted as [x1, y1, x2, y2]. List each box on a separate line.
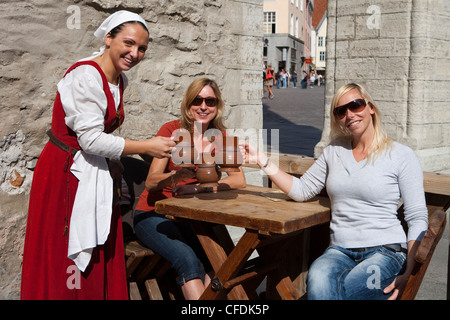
[191, 96, 219, 107]
[333, 99, 367, 119]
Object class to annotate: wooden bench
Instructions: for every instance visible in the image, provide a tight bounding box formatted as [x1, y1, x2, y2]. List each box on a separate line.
[125, 240, 164, 300]
[245, 154, 450, 300]
[121, 156, 182, 300]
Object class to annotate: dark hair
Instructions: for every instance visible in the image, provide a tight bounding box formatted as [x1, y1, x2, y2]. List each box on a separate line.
[108, 21, 148, 38]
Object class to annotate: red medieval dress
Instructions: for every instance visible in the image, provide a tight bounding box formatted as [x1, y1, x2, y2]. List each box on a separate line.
[21, 61, 128, 299]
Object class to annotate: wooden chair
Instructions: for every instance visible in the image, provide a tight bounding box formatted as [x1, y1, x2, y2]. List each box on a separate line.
[125, 240, 165, 300]
[399, 192, 449, 300]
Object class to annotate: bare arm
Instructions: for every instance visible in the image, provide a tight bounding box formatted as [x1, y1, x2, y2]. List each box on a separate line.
[240, 142, 293, 194]
[145, 157, 196, 192]
[384, 240, 420, 300]
[122, 136, 176, 159]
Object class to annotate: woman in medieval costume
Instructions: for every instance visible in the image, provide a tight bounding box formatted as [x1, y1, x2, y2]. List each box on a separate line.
[21, 10, 175, 299]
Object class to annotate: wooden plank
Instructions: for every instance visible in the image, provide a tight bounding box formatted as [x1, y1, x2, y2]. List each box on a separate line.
[155, 185, 331, 234]
[415, 210, 446, 264]
[423, 172, 450, 196]
[145, 279, 163, 300]
[128, 282, 142, 300]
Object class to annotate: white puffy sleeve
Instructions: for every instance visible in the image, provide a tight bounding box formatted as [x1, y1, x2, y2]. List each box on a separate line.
[57, 65, 125, 159]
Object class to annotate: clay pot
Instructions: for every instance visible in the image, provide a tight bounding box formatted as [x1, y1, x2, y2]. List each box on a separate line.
[216, 136, 243, 172]
[196, 164, 221, 186]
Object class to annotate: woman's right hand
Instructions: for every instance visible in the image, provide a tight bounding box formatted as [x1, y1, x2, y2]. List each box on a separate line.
[144, 136, 176, 159]
[238, 142, 268, 168]
[123, 136, 176, 159]
[175, 167, 197, 181]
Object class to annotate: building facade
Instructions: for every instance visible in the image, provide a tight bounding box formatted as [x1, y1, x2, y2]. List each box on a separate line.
[313, 15, 327, 75]
[311, 0, 327, 76]
[316, 0, 450, 174]
[263, 0, 314, 74]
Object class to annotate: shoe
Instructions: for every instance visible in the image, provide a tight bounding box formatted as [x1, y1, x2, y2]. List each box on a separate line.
[269, 94, 274, 99]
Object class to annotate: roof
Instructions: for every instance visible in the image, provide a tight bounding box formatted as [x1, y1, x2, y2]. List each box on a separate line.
[311, 0, 327, 29]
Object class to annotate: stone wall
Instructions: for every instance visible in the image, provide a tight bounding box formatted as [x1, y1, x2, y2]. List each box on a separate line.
[0, 0, 263, 299]
[316, 0, 450, 173]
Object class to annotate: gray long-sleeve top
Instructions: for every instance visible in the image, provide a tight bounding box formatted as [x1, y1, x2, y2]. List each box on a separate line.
[288, 140, 428, 248]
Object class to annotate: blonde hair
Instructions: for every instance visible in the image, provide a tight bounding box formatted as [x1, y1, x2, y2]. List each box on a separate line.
[329, 83, 392, 163]
[179, 78, 226, 133]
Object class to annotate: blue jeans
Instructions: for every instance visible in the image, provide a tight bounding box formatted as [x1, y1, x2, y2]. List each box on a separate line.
[307, 245, 407, 300]
[134, 210, 211, 286]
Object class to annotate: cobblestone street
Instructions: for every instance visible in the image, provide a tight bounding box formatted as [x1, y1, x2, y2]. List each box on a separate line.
[262, 84, 325, 157]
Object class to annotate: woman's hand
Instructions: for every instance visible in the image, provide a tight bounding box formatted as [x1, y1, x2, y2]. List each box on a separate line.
[238, 142, 267, 167]
[123, 136, 176, 159]
[384, 240, 419, 300]
[145, 136, 176, 159]
[384, 273, 409, 300]
[173, 183, 213, 196]
[175, 167, 196, 181]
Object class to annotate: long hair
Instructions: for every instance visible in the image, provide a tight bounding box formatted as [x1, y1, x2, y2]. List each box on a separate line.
[329, 83, 392, 163]
[179, 78, 226, 133]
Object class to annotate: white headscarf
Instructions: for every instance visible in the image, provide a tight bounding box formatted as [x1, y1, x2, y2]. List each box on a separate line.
[81, 10, 149, 61]
[94, 10, 148, 40]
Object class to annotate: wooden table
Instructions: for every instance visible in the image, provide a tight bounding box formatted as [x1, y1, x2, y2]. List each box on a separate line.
[155, 185, 331, 300]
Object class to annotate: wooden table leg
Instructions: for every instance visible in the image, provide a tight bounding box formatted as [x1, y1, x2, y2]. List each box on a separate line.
[257, 234, 301, 300]
[191, 222, 261, 300]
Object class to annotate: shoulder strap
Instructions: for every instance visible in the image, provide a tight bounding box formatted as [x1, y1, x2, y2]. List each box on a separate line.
[63, 61, 109, 90]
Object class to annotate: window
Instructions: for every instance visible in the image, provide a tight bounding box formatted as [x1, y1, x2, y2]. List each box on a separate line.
[318, 36, 323, 47]
[290, 14, 294, 35]
[320, 51, 326, 62]
[264, 11, 276, 34]
[295, 17, 299, 38]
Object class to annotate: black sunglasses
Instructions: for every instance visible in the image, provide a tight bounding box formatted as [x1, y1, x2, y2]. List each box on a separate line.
[191, 96, 218, 107]
[333, 99, 367, 119]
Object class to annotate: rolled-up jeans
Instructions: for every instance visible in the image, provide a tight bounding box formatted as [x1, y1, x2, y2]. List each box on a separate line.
[307, 245, 407, 300]
[134, 210, 211, 286]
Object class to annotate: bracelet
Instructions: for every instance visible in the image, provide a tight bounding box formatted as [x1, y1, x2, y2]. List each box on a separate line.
[262, 157, 270, 168]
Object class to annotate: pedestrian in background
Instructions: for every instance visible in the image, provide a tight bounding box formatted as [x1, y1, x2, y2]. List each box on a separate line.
[292, 70, 298, 88]
[265, 64, 274, 99]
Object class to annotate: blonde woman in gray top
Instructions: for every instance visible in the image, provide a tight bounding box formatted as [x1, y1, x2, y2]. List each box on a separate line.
[240, 83, 428, 300]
